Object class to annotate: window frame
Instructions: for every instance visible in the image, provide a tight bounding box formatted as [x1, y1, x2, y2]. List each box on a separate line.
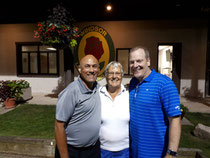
[116, 48, 131, 75]
[16, 42, 59, 77]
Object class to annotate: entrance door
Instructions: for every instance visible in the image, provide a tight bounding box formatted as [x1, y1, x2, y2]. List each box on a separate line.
[158, 43, 182, 93]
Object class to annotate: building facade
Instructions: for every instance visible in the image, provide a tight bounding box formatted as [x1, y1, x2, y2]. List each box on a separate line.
[0, 19, 208, 97]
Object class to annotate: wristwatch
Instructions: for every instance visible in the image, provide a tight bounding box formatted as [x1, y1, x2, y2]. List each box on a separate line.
[167, 149, 178, 157]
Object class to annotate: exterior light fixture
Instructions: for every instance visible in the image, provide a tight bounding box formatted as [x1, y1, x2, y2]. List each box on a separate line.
[47, 47, 57, 51]
[106, 4, 112, 11]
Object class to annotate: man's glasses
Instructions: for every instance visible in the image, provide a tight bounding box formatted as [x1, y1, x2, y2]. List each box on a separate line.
[107, 72, 122, 76]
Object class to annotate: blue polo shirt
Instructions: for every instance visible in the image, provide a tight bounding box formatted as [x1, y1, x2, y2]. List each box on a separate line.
[129, 69, 181, 158]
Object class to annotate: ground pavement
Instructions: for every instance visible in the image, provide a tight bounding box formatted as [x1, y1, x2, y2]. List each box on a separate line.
[1, 93, 210, 121]
[1, 93, 210, 115]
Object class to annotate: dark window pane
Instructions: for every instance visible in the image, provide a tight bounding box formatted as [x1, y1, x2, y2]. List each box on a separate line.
[30, 53, 38, 73]
[22, 53, 28, 73]
[40, 53, 48, 73]
[118, 49, 129, 74]
[49, 53, 57, 74]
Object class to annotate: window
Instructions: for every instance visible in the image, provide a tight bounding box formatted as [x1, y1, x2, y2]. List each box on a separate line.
[16, 42, 59, 76]
[116, 48, 131, 75]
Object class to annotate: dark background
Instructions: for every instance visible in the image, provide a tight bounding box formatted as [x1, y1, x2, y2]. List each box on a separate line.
[0, 0, 209, 24]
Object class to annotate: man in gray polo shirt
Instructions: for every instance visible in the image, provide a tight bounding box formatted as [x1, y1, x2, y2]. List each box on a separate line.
[55, 55, 101, 158]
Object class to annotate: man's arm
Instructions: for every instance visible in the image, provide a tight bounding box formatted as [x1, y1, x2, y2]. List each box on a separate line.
[165, 116, 181, 158]
[55, 120, 69, 158]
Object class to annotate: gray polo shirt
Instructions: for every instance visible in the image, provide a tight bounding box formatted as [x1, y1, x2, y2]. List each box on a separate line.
[56, 76, 101, 147]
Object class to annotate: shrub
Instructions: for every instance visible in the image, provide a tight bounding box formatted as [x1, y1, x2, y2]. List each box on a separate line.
[180, 104, 189, 113]
[0, 80, 30, 102]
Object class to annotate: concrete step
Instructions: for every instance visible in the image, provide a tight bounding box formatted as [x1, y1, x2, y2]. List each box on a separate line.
[0, 152, 49, 158]
[0, 136, 208, 158]
[0, 136, 55, 158]
[178, 148, 208, 158]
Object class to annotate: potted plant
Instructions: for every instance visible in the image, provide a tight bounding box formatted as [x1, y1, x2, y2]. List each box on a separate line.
[0, 80, 30, 109]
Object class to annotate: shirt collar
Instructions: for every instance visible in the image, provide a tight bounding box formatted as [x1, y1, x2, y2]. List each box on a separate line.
[100, 84, 126, 95]
[144, 69, 156, 82]
[78, 76, 99, 94]
[132, 69, 156, 84]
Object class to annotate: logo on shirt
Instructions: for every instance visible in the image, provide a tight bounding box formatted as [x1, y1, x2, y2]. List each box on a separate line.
[175, 106, 180, 110]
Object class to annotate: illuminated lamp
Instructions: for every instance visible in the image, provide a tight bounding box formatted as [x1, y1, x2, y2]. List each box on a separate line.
[106, 3, 112, 11]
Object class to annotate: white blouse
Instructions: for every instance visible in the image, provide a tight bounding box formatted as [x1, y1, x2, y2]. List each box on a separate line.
[99, 84, 130, 151]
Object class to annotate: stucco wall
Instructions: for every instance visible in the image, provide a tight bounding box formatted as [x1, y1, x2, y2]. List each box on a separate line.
[0, 24, 64, 93]
[0, 20, 208, 97]
[0, 24, 36, 75]
[78, 19, 208, 97]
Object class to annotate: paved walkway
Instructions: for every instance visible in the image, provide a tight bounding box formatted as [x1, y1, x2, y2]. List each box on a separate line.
[19, 93, 210, 113]
[180, 97, 210, 113]
[1, 94, 210, 126]
[27, 93, 58, 105]
[26, 94, 210, 113]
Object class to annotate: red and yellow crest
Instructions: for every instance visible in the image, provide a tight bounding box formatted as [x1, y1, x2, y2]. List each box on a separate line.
[75, 25, 115, 80]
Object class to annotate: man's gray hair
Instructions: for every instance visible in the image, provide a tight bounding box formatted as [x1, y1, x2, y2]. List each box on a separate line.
[130, 46, 150, 59]
[105, 61, 124, 76]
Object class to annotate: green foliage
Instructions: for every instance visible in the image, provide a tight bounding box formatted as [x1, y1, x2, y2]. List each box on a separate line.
[180, 126, 210, 157]
[180, 112, 210, 157]
[0, 81, 10, 102]
[180, 104, 189, 113]
[185, 112, 210, 126]
[0, 104, 55, 139]
[70, 39, 77, 47]
[0, 80, 30, 102]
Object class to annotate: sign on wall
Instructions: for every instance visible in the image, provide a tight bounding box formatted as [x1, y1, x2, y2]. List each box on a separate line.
[75, 25, 115, 80]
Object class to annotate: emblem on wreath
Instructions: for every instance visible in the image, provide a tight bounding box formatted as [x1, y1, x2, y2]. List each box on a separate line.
[85, 37, 104, 61]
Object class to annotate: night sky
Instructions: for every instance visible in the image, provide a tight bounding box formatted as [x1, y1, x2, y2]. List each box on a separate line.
[0, 0, 209, 24]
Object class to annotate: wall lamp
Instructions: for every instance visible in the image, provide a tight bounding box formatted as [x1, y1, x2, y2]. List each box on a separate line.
[106, 3, 112, 12]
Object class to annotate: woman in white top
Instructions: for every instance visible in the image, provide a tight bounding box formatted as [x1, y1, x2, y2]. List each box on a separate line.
[99, 61, 130, 158]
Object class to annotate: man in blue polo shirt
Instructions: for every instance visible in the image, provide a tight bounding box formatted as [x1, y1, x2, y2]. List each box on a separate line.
[129, 46, 181, 158]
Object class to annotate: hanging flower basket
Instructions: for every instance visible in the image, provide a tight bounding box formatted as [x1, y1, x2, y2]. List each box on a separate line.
[34, 22, 79, 48]
[34, 4, 79, 49]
